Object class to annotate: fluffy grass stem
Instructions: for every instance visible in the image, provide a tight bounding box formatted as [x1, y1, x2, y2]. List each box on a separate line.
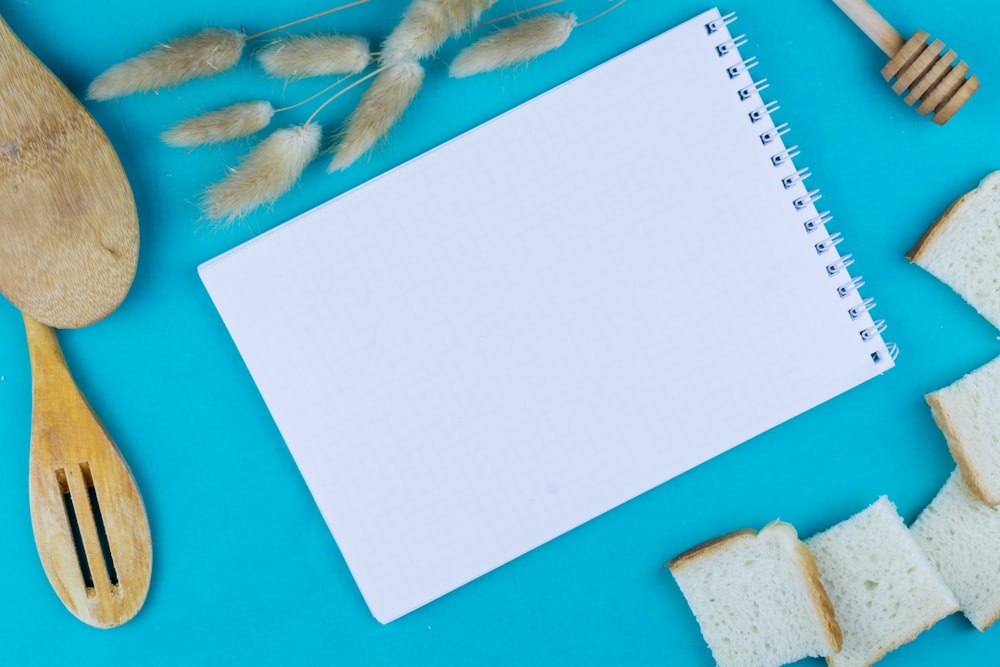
[258, 35, 371, 78]
[162, 101, 275, 146]
[88, 28, 246, 99]
[328, 62, 424, 171]
[450, 12, 576, 78]
[380, 0, 499, 65]
[202, 124, 322, 221]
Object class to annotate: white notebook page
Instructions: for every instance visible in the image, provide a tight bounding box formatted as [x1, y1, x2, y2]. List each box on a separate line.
[200, 7, 893, 623]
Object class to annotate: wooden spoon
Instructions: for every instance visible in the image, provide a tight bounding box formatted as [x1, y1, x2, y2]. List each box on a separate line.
[0, 14, 137, 329]
[831, 0, 979, 125]
[0, 16, 151, 627]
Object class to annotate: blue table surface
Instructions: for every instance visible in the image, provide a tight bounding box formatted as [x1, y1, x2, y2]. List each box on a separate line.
[1, 0, 997, 664]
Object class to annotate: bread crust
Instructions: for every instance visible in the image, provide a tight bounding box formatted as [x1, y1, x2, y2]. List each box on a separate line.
[925, 392, 999, 506]
[906, 188, 970, 263]
[907, 171, 1000, 263]
[830, 606, 961, 667]
[668, 522, 843, 653]
[666, 528, 757, 571]
[981, 607, 1000, 632]
[793, 540, 844, 653]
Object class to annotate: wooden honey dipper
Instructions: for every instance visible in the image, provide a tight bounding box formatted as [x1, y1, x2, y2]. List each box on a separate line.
[832, 0, 979, 124]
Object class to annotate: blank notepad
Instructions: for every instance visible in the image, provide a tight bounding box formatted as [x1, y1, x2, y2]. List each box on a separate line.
[199, 7, 894, 623]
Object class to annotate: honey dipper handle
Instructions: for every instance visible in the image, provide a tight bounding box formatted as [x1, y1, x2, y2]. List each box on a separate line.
[831, 0, 905, 56]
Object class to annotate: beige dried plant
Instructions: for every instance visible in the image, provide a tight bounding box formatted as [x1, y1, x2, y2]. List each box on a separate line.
[258, 35, 371, 78]
[380, 0, 499, 65]
[88, 28, 247, 100]
[202, 123, 322, 221]
[162, 101, 276, 147]
[328, 62, 425, 171]
[92, 0, 616, 220]
[450, 12, 577, 77]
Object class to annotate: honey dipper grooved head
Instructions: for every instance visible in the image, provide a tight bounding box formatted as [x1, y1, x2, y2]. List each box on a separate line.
[881, 30, 979, 125]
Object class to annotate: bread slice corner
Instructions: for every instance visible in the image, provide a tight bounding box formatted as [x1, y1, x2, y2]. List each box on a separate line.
[925, 354, 1000, 506]
[906, 170, 1000, 330]
[911, 469, 1000, 631]
[806, 495, 958, 667]
[668, 520, 841, 667]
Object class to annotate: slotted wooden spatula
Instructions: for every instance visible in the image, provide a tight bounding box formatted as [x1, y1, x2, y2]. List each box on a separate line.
[23, 315, 151, 628]
[831, 0, 979, 124]
[0, 14, 151, 627]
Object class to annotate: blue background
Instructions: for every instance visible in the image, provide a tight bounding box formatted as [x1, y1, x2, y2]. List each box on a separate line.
[0, 0, 996, 664]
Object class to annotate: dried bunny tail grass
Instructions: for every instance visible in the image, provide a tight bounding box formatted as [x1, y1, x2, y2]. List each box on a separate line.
[380, 0, 499, 66]
[258, 35, 371, 78]
[162, 101, 275, 147]
[88, 28, 247, 100]
[202, 123, 321, 221]
[328, 62, 424, 172]
[450, 12, 576, 78]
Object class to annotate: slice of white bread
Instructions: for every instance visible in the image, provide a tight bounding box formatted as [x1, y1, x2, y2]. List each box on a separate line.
[911, 469, 1000, 631]
[805, 496, 958, 667]
[907, 170, 1000, 329]
[925, 354, 1000, 505]
[667, 521, 842, 667]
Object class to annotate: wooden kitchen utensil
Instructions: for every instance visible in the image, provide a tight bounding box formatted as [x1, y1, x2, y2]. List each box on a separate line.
[831, 0, 978, 124]
[23, 314, 152, 628]
[0, 16, 151, 627]
[0, 14, 138, 330]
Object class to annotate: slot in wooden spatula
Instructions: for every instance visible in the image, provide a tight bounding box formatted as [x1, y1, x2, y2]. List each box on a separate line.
[832, 0, 979, 124]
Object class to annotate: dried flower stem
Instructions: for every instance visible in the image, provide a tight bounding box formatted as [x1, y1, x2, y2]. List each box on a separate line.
[274, 75, 354, 112]
[258, 35, 371, 78]
[162, 101, 275, 146]
[468, 0, 565, 31]
[575, 0, 627, 27]
[102, 0, 624, 219]
[202, 123, 322, 221]
[451, 1, 627, 78]
[245, 0, 374, 40]
[88, 28, 247, 99]
[329, 62, 424, 171]
[450, 12, 577, 78]
[90, 0, 375, 99]
[381, 0, 499, 65]
[306, 67, 385, 124]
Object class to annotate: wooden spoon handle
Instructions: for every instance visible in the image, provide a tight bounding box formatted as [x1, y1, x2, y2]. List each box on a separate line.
[23, 312, 73, 386]
[831, 0, 904, 56]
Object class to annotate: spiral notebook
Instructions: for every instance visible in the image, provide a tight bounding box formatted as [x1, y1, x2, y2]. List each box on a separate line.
[199, 7, 894, 623]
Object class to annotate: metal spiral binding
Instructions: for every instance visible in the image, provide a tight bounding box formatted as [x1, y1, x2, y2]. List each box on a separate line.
[749, 100, 779, 123]
[836, 276, 865, 298]
[848, 297, 876, 320]
[705, 11, 737, 35]
[715, 34, 748, 57]
[738, 79, 769, 101]
[769, 146, 800, 167]
[726, 56, 758, 79]
[793, 189, 822, 210]
[826, 255, 854, 277]
[814, 232, 843, 255]
[782, 168, 811, 189]
[804, 211, 832, 233]
[709, 11, 894, 363]
[759, 122, 790, 145]
[860, 320, 887, 342]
